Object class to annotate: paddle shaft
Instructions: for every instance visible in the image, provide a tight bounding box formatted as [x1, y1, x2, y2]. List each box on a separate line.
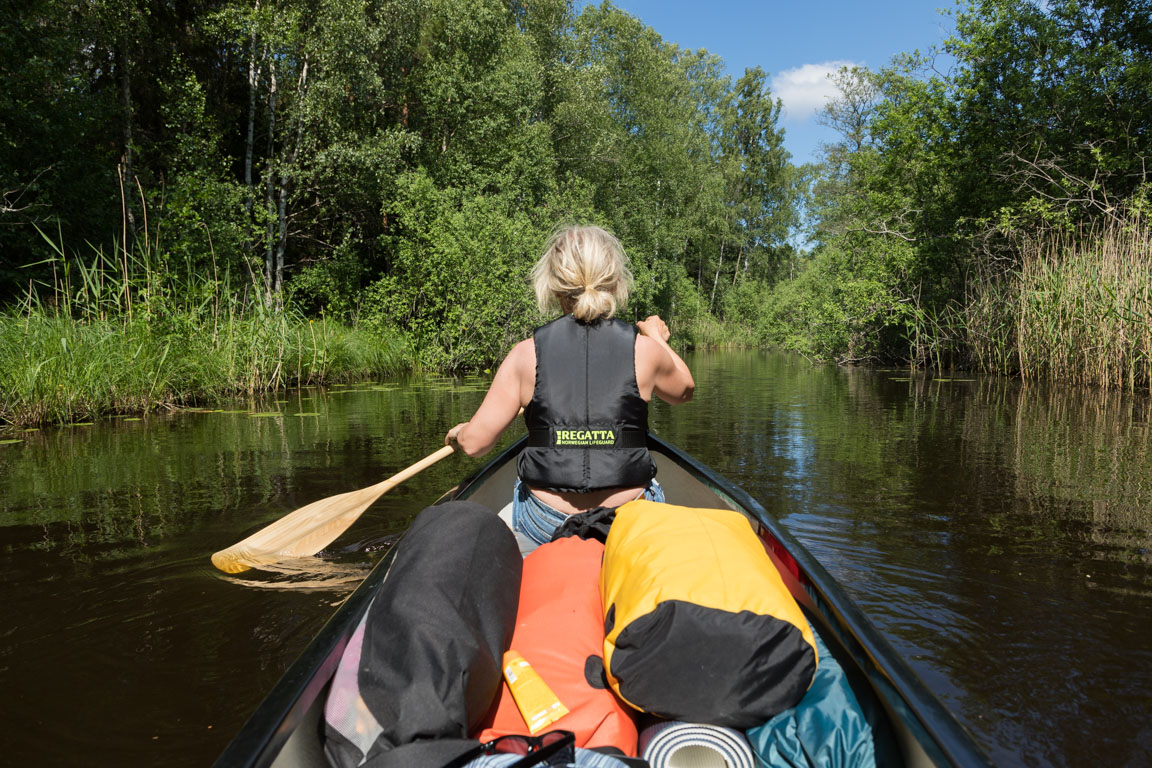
[371, 444, 455, 494]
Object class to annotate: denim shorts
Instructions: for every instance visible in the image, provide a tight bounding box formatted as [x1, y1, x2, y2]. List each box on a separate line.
[511, 477, 665, 547]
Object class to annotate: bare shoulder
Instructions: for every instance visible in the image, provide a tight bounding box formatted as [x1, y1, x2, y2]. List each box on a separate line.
[633, 334, 666, 402]
[634, 327, 694, 405]
[634, 334, 671, 370]
[505, 337, 536, 372]
[501, 337, 537, 405]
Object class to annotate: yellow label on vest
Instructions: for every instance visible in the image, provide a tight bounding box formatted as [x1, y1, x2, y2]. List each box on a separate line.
[554, 428, 617, 447]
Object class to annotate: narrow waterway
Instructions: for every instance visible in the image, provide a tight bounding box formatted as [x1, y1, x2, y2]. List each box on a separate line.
[1, 351, 1150, 767]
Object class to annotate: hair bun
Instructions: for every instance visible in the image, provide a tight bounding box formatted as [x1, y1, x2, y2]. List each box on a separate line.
[532, 225, 633, 322]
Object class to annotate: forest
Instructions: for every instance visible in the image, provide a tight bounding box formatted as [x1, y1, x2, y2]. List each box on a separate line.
[1, 0, 1150, 426]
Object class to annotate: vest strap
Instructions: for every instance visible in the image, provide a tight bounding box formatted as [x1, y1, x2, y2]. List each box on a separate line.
[527, 428, 648, 449]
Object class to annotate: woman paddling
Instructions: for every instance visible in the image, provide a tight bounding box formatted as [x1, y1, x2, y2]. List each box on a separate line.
[445, 224, 695, 547]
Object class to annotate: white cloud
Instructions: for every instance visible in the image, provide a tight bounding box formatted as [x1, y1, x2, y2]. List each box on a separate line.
[771, 61, 860, 123]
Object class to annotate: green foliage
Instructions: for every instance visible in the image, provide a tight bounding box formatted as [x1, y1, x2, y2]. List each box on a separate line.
[158, 165, 250, 276]
[646, 261, 712, 346]
[719, 279, 772, 345]
[766, 0, 1152, 389]
[718, 67, 799, 283]
[554, 5, 802, 324]
[287, 234, 370, 319]
[947, 0, 1152, 222]
[360, 172, 542, 370]
[760, 240, 919, 364]
[3, 0, 808, 389]
[0, 255, 409, 427]
[0, 0, 121, 293]
[7, 0, 1151, 396]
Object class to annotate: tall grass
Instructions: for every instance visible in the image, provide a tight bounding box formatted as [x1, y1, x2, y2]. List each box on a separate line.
[0, 229, 410, 428]
[963, 277, 1020, 376]
[963, 213, 1152, 392]
[1013, 216, 1152, 392]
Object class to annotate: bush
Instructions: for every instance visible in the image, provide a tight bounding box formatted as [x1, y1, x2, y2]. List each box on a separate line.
[759, 243, 913, 364]
[359, 172, 545, 370]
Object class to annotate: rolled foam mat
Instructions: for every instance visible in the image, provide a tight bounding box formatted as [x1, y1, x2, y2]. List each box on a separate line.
[639, 721, 755, 768]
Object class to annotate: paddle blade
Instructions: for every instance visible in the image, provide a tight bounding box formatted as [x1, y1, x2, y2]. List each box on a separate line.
[211, 484, 388, 573]
[211, 444, 457, 574]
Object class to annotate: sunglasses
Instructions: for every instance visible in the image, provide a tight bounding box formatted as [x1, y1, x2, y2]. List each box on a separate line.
[443, 729, 576, 768]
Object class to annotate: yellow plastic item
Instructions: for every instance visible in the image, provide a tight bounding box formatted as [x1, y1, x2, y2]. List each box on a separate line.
[502, 650, 570, 734]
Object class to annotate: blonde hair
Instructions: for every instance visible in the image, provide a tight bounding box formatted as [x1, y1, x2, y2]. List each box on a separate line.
[532, 225, 632, 322]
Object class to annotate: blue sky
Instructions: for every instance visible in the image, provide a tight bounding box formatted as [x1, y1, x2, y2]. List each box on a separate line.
[579, 0, 959, 164]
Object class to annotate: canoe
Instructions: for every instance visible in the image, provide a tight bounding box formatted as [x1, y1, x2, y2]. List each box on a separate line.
[215, 435, 995, 768]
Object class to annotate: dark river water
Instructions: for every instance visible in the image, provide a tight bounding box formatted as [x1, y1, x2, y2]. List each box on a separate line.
[2, 350, 1150, 767]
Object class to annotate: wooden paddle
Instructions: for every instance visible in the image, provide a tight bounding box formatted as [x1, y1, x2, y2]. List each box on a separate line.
[211, 444, 456, 574]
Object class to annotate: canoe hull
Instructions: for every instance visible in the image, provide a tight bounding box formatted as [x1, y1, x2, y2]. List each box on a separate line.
[215, 436, 992, 768]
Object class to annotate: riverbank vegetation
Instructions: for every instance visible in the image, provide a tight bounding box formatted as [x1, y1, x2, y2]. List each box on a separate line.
[0, 234, 407, 425]
[767, 0, 1152, 391]
[2, 0, 798, 425]
[2, 0, 1150, 427]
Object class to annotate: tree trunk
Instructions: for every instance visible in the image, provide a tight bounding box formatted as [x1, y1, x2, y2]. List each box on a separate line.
[274, 56, 310, 299]
[732, 244, 744, 286]
[244, 1, 261, 216]
[400, 66, 409, 128]
[264, 57, 278, 300]
[710, 241, 724, 313]
[117, 38, 136, 237]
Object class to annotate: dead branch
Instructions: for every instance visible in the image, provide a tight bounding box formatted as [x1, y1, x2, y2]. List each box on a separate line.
[2, 165, 54, 214]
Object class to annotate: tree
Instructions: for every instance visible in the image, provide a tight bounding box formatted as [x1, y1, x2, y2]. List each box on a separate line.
[717, 66, 797, 290]
[947, 0, 1152, 227]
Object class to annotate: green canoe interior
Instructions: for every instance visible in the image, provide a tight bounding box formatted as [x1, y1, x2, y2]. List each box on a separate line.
[217, 437, 989, 768]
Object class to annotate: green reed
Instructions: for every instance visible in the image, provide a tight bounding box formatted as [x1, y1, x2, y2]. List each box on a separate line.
[0, 229, 409, 428]
[1013, 216, 1152, 392]
[961, 213, 1152, 392]
[963, 277, 1020, 376]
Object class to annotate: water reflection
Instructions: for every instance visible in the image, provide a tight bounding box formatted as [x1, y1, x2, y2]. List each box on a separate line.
[2, 355, 1151, 767]
[652, 352, 1152, 767]
[0, 378, 510, 766]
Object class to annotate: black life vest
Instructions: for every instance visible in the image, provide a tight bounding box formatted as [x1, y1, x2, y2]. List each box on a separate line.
[517, 315, 656, 493]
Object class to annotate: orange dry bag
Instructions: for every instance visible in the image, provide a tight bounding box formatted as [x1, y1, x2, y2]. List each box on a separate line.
[475, 536, 637, 754]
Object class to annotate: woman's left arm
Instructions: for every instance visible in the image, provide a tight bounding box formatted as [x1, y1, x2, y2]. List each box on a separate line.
[445, 339, 534, 457]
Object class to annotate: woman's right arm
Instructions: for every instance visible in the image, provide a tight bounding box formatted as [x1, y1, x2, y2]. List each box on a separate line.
[444, 339, 535, 457]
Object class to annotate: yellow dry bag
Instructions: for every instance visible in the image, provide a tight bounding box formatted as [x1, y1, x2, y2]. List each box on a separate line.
[600, 500, 818, 728]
